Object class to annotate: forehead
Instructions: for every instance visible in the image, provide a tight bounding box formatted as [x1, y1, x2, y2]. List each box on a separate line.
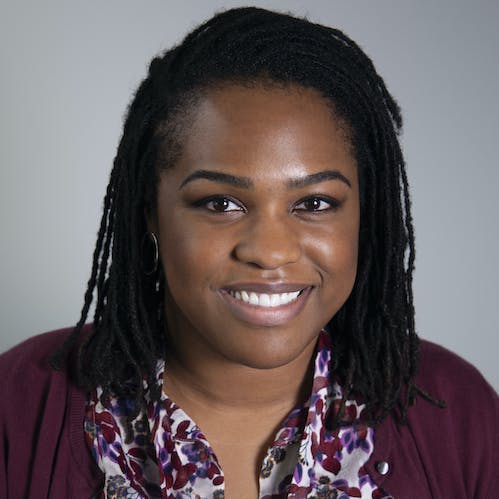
[168, 83, 356, 183]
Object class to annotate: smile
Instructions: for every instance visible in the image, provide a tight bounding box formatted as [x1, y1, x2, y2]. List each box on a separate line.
[227, 290, 301, 307]
[219, 285, 313, 327]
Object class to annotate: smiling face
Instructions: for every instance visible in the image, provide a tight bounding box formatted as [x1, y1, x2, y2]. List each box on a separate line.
[152, 83, 359, 370]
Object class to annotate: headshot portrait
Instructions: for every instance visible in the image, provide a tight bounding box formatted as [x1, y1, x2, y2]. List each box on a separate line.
[1, 2, 497, 498]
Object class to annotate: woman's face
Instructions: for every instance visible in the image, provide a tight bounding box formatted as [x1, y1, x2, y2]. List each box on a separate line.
[153, 84, 359, 369]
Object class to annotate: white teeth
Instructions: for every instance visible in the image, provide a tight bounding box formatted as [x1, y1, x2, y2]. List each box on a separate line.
[260, 294, 271, 307]
[270, 294, 280, 307]
[228, 289, 302, 307]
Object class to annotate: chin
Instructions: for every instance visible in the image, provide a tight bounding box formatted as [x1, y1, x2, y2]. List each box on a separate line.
[217, 328, 319, 371]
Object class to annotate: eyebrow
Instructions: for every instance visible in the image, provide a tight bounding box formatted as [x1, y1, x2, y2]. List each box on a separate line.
[179, 170, 253, 189]
[287, 170, 352, 189]
[179, 168, 351, 190]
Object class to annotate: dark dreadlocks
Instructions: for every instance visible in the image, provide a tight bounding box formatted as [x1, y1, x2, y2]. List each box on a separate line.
[52, 7, 444, 429]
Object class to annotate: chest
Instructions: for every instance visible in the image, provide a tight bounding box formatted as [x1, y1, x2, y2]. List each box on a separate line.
[213, 443, 260, 499]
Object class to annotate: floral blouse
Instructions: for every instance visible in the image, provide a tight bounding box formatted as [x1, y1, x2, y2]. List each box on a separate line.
[85, 331, 392, 498]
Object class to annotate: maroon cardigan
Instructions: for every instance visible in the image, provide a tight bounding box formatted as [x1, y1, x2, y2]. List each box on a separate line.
[1, 327, 497, 498]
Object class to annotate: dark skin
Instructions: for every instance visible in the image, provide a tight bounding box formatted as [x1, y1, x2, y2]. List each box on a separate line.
[149, 83, 360, 498]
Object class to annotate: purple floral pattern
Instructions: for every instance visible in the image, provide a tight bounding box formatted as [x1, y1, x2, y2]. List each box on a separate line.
[85, 331, 392, 498]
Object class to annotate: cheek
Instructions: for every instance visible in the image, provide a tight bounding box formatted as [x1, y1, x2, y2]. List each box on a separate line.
[305, 217, 359, 299]
[158, 215, 229, 292]
[337, 203, 360, 278]
[308, 217, 359, 268]
[316, 236, 358, 283]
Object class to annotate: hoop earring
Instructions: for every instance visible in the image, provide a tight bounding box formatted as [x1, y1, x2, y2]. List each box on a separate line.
[141, 232, 159, 275]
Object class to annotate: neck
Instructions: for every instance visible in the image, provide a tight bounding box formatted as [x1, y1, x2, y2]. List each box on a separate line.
[162, 330, 317, 418]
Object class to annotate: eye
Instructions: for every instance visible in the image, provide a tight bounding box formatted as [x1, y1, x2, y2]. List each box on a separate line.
[294, 196, 339, 212]
[195, 195, 244, 213]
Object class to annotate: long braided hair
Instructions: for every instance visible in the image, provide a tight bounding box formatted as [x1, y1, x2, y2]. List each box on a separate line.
[52, 7, 443, 428]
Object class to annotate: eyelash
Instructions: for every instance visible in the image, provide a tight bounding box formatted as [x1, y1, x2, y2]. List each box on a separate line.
[193, 195, 244, 213]
[193, 195, 340, 213]
[294, 196, 340, 212]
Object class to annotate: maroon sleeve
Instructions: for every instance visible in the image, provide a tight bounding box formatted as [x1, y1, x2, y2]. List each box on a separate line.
[411, 341, 499, 498]
[366, 340, 499, 498]
[0, 328, 101, 498]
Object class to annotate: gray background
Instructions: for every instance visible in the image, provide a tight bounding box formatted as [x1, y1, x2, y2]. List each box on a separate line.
[1, 1, 498, 391]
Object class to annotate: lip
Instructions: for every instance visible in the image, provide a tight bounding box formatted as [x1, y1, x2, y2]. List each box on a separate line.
[222, 282, 308, 294]
[219, 285, 313, 327]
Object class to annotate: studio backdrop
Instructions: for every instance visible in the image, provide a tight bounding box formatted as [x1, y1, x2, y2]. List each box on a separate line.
[1, 0, 498, 390]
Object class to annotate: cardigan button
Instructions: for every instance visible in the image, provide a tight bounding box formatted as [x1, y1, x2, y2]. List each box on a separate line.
[376, 461, 390, 475]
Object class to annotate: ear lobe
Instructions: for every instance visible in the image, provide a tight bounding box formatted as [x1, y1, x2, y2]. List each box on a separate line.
[144, 207, 159, 234]
[141, 231, 159, 275]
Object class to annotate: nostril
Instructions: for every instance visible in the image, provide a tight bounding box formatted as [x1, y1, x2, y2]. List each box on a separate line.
[233, 243, 302, 269]
[232, 216, 302, 268]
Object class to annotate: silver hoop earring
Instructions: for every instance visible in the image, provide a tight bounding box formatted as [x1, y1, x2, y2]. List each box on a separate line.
[141, 232, 159, 275]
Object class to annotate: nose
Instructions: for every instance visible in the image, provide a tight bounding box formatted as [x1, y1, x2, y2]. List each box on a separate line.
[233, 214, 302, 269]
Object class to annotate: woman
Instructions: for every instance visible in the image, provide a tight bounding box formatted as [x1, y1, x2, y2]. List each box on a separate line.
[0, 7, 497, 498]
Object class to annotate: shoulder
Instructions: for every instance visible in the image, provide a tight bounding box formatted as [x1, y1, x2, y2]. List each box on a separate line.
[372, 341, 498, 497]
[416, 339, 497, 412]
[0, 326, 100, 497]
[408, 340, 497, 495]
[0, 325, 92, 408]
[1, 328, 71, 372]
[0, 327, 74, 383]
